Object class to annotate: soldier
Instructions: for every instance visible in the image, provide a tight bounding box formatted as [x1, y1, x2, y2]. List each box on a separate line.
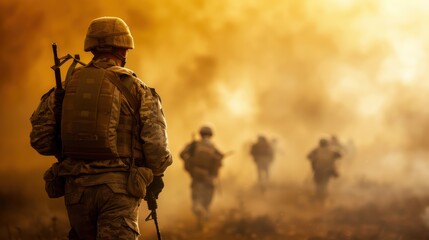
[179, 125, 224, 229]
[250, 135, 274, 185]
[307, 137, 341, 201]
[30, 17, 172, 239]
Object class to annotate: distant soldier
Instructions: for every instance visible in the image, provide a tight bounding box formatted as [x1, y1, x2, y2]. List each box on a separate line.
[250, 135, 274, 184]
[307, 138, 341, 201]
[180, 125, 224, 229]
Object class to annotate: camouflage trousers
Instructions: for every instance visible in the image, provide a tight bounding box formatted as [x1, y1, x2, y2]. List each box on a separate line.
[256, 164, 270, 184]
[191, 180, 215, 212]
[191, 180, 215, 228]
[64, 173, 141, 240]
[254, 158, 272, 184]
[313, 171, 331, 201]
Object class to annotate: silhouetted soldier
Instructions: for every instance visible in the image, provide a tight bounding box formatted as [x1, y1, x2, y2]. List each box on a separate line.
[180, 125, 223, 229]
[307, 138, 341, 201]
[250, 135, 274, 185]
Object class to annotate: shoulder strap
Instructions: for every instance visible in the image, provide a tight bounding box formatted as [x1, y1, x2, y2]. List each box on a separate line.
[105, 71, 146, 166]
[64, 55, 83, 86]
[105, 71, 139, 118]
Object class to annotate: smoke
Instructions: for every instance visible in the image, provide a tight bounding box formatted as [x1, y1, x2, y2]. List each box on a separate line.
[2, 0, 429, 237]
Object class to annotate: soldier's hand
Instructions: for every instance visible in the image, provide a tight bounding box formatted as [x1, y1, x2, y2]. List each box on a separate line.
[146, 175, 164, 199]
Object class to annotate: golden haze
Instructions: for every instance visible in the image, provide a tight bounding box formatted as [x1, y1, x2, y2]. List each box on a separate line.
[1, 0, 429, 237]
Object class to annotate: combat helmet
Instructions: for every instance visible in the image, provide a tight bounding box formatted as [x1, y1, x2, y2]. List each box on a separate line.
[84, 17, 134, 52]
[319, 138, 329, 147]
[257, 134, 267, 142]
[199, 125, 213, 137]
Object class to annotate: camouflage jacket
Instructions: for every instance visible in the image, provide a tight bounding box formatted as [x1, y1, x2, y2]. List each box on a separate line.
[30, 58, 172, 177]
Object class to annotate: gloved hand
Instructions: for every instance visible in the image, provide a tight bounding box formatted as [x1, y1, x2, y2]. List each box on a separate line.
[146, 175, 164, 199]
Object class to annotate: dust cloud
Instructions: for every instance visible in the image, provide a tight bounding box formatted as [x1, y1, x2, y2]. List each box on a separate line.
[1, 0, 429, 239]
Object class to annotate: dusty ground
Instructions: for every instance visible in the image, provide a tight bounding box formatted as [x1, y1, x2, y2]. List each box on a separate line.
[1, 171, 429, 240]
[159, 182, 429, 240]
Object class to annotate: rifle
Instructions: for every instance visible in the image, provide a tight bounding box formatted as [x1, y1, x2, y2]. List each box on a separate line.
[51, 44, 86, 161]
[51, 43, 65, 161]
[52, 43, 63, 90]
[145, 191, 162, 240]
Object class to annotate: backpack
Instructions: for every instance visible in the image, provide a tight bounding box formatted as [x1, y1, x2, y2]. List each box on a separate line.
[186, 140, 222, 177]
[61, 64, 140, 160]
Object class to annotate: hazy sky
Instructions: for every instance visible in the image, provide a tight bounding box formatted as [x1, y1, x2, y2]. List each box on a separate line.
[1, 0, 429, 191]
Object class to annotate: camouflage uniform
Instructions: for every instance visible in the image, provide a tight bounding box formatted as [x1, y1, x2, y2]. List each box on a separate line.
[30, 17, 172, 240]
[250, 136, 274, 184]
[180, 134, 223, 227]
[307, 139, 341, 200]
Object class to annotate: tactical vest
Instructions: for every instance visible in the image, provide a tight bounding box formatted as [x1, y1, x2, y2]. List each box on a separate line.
[251, 142, 273, 157]
[311, 147, 336, 172]
[187, 141, 221, 175]
[61, 65, 141, 160]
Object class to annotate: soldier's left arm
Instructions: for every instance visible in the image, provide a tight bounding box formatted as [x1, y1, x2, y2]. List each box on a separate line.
[139, 86, 173, 176]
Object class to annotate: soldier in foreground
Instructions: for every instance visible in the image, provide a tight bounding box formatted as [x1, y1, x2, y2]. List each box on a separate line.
[307, 137, 341, 201]
[250, 135, 275, 185]
[30, 17, 172, 239]
[180, 126, 224, 229]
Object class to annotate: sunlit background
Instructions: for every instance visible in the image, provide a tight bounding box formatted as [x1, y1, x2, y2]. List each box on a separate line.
[1, 0, 429, 238]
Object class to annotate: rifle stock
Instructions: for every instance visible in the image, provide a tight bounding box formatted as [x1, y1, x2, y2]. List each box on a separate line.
[52, 43, 62, 90]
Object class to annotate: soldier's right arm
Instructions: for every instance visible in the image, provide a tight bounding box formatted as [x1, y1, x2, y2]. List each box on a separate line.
[30, 88, 60, 156]
[138, 86, 173, 176]
[250, 144, 255, 155]
[180, 140, 199, 161]
[179, 143, 191, 161]
[179, 143, 194, 173]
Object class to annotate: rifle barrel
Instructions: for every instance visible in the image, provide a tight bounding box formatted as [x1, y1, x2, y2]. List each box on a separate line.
[153, 212, 162, 240]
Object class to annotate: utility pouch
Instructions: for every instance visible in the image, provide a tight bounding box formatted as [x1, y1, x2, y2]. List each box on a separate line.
[43, 162, 66, 198]
[127, 160, 153, 199]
